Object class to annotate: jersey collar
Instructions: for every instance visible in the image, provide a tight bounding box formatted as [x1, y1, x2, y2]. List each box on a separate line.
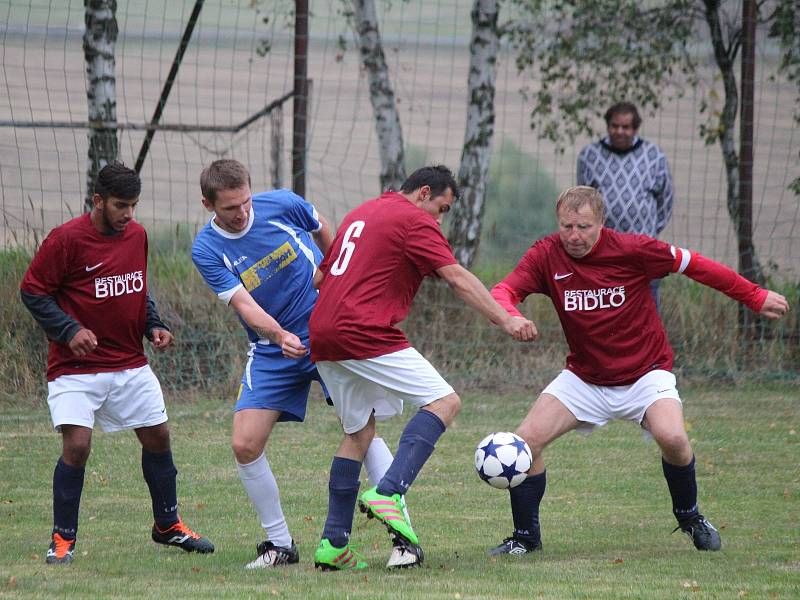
[210, 204, 256, 239]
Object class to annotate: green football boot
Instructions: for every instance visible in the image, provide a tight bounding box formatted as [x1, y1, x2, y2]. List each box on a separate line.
[358, 486, 419, 546]
[313, 538, 367, 571]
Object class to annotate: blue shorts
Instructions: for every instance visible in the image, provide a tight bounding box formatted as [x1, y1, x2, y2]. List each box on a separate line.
[235, 345, 329, 422]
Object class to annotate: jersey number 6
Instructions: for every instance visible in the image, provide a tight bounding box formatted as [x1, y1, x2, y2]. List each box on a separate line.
[330, 220, 365, 276]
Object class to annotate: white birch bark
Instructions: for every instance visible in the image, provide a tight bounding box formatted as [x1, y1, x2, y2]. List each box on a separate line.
[83, 0, 118, 212]
[352, 0, 405, 192]
[703, 0, 763, 284]
[448, 0, 500, 267]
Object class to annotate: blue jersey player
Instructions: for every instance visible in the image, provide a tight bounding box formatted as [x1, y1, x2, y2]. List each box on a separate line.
[191, 160, 399, 568]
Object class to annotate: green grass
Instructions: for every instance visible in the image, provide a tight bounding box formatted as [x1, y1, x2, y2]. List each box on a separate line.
[1, 384, 798, 598]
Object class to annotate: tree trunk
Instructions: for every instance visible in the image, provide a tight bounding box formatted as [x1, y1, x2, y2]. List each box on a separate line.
[352, 0, 405, 193]
[270, 106, 284, 189]
[703, 0, 764, 285]
[447, 0, 500, 267]
[83, 0, 119, 212]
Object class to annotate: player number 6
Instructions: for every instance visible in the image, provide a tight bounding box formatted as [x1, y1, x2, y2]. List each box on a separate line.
[330, 220, 365, 275]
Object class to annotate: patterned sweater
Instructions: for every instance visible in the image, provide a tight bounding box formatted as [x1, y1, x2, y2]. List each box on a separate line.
[576, 137, 674, 237]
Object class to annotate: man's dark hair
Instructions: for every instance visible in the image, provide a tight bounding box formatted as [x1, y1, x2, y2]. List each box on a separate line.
[604, 102, 642, 130]
[95, 162, 141, 200]
[200, 159, 251, 203]
[400, 165, 459, 200]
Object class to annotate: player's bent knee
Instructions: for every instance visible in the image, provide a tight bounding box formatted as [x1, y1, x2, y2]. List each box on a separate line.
[514, 425, 552, 459]
[424, 392, 461, 427]
[344, 425, 375, 457]
[231, 438, 264, 464]
[63, 445, 91, 467]
[655, 430, 691, 457]
[445, 392, 462, 416]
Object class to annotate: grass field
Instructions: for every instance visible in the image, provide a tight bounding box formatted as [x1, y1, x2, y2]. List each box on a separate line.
[1, 384, 798, 599]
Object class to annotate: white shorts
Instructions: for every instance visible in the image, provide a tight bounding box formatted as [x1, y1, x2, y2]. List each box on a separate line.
[316, 347, 455, 434]
[47, 365, 167, 433]
[542, 369, 681, 434]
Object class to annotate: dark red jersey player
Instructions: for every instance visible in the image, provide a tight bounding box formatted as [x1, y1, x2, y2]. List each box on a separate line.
[486, 185, 788, 557]
[20, 162, 213, 565]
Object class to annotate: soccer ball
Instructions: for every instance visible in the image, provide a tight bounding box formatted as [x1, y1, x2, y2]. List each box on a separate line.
[474, 432, 532, 489]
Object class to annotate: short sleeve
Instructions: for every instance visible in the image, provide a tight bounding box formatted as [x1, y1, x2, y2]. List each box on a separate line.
[404, 216, 457, 276]
[284, 190, 322, 233]
[631, 234, 679, 279]
[191, 239, 244, 304]
[20, 231, 67, 295]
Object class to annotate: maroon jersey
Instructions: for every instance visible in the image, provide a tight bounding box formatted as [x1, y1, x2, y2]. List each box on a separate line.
[492, 229, 767, 386]
[21, 214, 150, 380]
[310, 192, 458, 361]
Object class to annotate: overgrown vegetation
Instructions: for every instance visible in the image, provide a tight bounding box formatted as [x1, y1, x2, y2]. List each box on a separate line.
[406, 139, 559, 270]
[477, 139, 558, 268]
[3, 243, 797, 406]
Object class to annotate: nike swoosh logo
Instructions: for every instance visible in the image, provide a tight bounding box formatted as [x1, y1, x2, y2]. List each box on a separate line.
[85, 262, 103, 272]
[656, 389, 671, 394]
[554, 272, 573, 280]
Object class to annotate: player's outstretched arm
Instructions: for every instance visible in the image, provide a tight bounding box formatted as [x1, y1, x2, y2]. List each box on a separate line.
[675, 249, 788, 318]
[758, 290, 790, 320]
[436, 263, 538, 342]
[229, 287, 308, 358]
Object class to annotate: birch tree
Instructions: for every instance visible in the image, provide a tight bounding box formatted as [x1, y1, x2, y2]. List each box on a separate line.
[352, 0, 406, 192]
[447, 0, 501, 267]
[506, 0, 800, 284]
[769, 0, 800, 195]
[83, 0, 119, 212]
[701, 0, 761, 284]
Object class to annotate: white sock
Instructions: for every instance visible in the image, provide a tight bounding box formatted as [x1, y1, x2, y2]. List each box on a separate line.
[364, 437, 393, 487]
[363, 437, 411, 524]
[236, 453, 292, 548]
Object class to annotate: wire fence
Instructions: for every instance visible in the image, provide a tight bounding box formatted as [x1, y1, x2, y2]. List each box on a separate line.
[1, 0, 798, 398]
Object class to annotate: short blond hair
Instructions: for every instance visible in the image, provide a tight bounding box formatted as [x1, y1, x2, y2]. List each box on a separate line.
[556, 186, 605, 222]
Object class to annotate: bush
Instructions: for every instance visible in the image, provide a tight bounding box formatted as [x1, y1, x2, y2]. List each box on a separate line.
[3, 227, 798, 405]
[477, 139, 558, 269]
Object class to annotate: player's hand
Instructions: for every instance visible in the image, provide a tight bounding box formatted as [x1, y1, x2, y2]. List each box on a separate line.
[504, 316, 538, 342]
[150, 328, 174, 351]
[759, 290, 789, 320]
[68, 328, 98, 357]
[278, 330, 308, 359]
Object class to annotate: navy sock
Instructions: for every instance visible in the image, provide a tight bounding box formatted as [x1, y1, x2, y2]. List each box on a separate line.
[322, 457, 362, 548]
[53, 457, 85, 540]
[662, 456, 699, 523]
[377, 410, 446, 496]
[510, 471, 546, 545]
[142, 449, 179, 528]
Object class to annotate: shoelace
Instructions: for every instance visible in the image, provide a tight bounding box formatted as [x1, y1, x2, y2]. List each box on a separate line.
[52, 534, 74, 556]
[170, 519, 200, 539]
[259, 547, 292, 565]
[672, 517, 711, 535]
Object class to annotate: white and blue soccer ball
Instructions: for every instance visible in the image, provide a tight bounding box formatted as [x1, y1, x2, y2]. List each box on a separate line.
[474, 432, 533, 489]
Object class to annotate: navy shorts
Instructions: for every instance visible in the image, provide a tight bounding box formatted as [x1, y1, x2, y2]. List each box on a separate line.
[235, 345, 329, 422]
